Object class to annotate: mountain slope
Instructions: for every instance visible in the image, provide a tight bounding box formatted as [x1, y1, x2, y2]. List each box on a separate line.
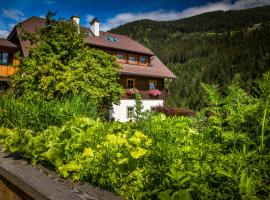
[110, 5, 270, 110]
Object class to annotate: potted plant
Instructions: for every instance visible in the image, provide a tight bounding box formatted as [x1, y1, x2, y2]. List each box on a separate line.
[126, 88, 139, 96]
[148, 89, 161, 97]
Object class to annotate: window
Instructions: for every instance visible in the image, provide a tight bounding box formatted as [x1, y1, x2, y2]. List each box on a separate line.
[127, 106, 135, 118]
[0, 52, 10, 65]
[117, 52, 126, 61]
[149, 80, 157, 90]
[140, 55, 147, 64]
[105, 35, 118, 43]
[127, 78, 135, 89]
[150, 106, 156, 111]
[128, 54, 137, 63]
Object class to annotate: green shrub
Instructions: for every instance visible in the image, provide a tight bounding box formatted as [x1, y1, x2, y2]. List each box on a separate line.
[0, 73, 270, 199]
[13, 12, 123, 110]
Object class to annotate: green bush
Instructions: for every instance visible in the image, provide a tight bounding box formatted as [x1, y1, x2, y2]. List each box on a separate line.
[13, 12, 123, 110]
[0, 73, 270, 199]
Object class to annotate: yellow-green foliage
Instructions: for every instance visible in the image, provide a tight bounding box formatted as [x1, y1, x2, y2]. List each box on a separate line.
[1, 74, 270, 199]
[12, 13, 123, 108]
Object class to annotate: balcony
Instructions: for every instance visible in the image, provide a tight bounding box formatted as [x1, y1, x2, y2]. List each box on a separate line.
[122, 89, 165, 100]
[0, 65, 19, 81]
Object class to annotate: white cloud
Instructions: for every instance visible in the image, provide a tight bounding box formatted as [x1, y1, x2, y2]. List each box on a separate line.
[98, 0, 270, 31]
[2, 8, 25, 22]
[85, 14, 95, 25]
[8, 23, 16, 30]
[0, 29, 9, 38]
[231, 0, 270, 10]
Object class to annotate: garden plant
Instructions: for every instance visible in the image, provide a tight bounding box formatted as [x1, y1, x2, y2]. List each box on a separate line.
[1, 73, 270, 199]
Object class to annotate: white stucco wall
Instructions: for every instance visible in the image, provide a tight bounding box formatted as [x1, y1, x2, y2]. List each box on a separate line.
[112, 99, 163, 122]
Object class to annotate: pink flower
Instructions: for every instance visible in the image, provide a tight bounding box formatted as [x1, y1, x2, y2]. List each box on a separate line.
[149, 89, 161, 96]
[126, 88, 139, 96]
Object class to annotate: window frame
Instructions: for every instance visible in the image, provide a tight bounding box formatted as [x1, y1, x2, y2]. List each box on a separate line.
[105, 35, 118, 43]
[127, 78, 135, 89]
[0, 52, 10, 65]
[139, 55, 148, 65]
[149, 80, 157, 90]
[127, 106, 135, 119]
[117, 52, 127, 63]
[128, 53, 137, 64]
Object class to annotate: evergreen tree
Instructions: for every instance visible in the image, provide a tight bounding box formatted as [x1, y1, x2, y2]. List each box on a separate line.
[111, 6, 270, 110]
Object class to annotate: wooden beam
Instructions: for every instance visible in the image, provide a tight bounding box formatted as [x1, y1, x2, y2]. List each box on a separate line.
[0, 146, 123, 200]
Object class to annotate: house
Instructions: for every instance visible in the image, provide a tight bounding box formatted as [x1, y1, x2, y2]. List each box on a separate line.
[0, 16, 176, 122]
[0, 39, 19, 88]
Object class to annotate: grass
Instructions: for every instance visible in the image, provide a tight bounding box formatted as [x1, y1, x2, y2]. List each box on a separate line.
[0, 92, 99, 131]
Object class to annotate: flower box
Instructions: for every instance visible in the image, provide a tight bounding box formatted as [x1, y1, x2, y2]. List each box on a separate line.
[148, 89, 161, 97]
[126, 88, 139, 96]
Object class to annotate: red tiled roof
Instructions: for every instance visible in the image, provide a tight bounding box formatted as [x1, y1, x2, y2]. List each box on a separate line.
[9, 16, 176, 78]
[0, 38, 17, 49]
[15, 17, 45, 57]
[84, 30, 154, 55]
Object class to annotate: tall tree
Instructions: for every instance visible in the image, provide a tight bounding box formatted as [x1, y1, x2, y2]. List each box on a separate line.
[13, 12, 123, 110]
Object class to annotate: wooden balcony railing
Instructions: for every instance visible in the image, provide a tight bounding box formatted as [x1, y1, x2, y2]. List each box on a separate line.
[123, 90, 165, 100]
[0, 65, 19, 80]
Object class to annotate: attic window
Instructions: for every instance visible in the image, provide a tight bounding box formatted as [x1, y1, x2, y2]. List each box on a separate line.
[105, 35, 118, 43]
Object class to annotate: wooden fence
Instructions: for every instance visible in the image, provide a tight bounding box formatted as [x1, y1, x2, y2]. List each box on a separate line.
[0, 146, 123, 200]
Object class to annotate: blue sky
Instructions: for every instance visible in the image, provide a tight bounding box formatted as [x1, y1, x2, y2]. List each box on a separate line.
[0, 0, 270, 37]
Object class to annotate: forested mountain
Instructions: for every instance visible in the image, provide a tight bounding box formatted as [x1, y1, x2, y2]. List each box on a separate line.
[110, 5, 270, 110]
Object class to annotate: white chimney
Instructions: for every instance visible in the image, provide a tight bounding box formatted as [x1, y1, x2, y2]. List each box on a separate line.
[90, 18, 100, 37]
[71, 15, 80, 32]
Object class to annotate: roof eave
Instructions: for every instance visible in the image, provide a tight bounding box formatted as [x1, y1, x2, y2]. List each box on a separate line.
[86, 43, 154, 56]
[119, 71, 176, 79]
[7, 26, 16, 40]
[0, 45, 18, 50]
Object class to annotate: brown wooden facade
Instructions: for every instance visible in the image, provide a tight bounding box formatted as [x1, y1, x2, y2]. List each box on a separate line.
[119, 74, 165, 100]
[0, 46, 19, 81]
[119, 74, 164, 90]
[0, 45, 165, 101]
[90, 45, 151, 66]
[90, 46, 166, 100]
